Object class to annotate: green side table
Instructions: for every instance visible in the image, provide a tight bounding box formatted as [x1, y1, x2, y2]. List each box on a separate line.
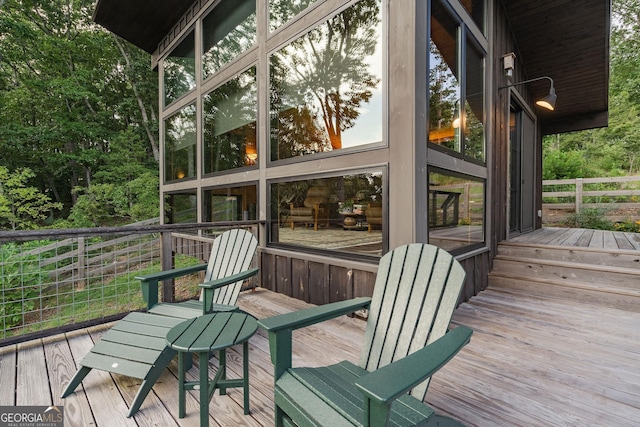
[166, 312, 258, 427]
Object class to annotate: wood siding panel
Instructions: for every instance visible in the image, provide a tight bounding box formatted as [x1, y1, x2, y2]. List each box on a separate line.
[259, 252, 483, 306]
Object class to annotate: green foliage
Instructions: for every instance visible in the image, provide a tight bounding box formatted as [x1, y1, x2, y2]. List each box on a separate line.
[542, 150, 590, 180]
[0, 167, 63, 230]
[613, 219, 640, 233]
[569, 207, 614, 230]
[0, 242, 48, 330]
[69, 172, 158, 226]
[0, 0, 159, 220]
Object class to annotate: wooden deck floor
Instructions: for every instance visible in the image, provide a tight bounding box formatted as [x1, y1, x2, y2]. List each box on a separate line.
[508, 226, 640, 250]
[2, 286, 639, 426]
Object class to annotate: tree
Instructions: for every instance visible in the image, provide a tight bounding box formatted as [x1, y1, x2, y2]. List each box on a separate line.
[0, 0, 158, 218]
[543, 0, 640, 176]
[0, 167, 62, 230]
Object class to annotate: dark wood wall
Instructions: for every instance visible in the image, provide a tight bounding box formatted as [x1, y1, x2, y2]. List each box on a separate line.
[259, 251, 488, 306]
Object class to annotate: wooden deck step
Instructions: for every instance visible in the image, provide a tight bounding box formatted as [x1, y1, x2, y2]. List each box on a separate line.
[491, 242, 640, 312]
[497, 242, 640, 270]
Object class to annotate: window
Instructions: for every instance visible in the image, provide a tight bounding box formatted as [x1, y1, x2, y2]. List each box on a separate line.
[460, 0, 485, 34]
[166, 191, 197, 224]
[269, 0, 318, 31]
[203, 67, 257, 174]
[203, 184, 257, 222]
[164, 104, 196, 182]
[428, 170, 484, 252]
[428, 1, 460, 151]
[269, 0, 383, 161]
[202, 0, 256, 79]
[163, 31, 196, 107]
[463, 37, 485, 162]
[270, 170, 384, 257]
[428, 0, 485, 163]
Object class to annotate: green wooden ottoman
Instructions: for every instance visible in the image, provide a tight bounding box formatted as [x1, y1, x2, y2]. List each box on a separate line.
[61, 311, 185, 416]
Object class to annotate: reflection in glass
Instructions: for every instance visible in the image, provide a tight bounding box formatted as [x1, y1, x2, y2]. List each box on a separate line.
[164, 104, 196, 182]
[269, 0, 317, 31]
[203, 67, 257, 174]
[204, 184, 257, 222]
[460, 0, 485, 34]
[202, 0, 256, 79]
[270, 171, 384, 256]
[164, 32, 196, 106]
[269, 0, 383, 161]
[428, 0, 460, 151]
[166, 192, 197, 224]
[428, 171, 484, 252]
[464, 38, 485, 162]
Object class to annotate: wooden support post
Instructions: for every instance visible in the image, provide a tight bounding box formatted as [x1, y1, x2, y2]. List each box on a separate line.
[76, 237, 85, 290]
[575, 178, 583, 215]
[160, 231, 175, 303]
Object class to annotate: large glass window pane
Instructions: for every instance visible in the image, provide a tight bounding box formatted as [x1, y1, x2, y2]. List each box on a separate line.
[166, 191, 197, 224]
[204, 184, 257, 222]
[269, 0, 317, 31]
[464, 38, 485, 162]
[202, 0, 256, 79]
[428, 170, 484, 252]
[269, 0, 383, 161]
[460, 0, 485, 34]
[164, 104, 196, 182]
[203, 67, 257, 174]
[163, 32, 196, 106]
[428, 0, 460, 152]
[270, 171, 384, 257]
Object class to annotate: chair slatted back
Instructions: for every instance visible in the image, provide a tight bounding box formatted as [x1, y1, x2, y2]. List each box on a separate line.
[359, 244, 466, 400]
[201, 229, 258, 308]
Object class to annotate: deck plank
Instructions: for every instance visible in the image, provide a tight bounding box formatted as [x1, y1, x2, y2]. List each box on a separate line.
[8, 279, 640, 427]
[16, 340, 51, 406]
[43, 332, 95, 426]
[0, 345, 17, 405]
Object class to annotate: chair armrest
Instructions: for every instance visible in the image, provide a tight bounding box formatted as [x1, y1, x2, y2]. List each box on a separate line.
[355, 325, 472, 405]
[199, 267, 259, 314]
[258, 297, 371, 332]
[136, 263, 208, 310]
[258, 297, 371, 380]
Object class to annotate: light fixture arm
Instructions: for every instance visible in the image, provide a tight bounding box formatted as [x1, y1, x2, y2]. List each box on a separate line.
[499, 76, 556, 111]
[499, 76, 555, 91]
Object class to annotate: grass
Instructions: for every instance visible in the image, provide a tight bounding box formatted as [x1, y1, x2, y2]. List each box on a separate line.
[5, 254, 203, 339]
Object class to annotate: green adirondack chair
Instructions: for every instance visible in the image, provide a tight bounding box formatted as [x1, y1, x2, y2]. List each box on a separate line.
[258, 243, 472, 427]
[137, 228, 259, 318]
[61, 228, 258, 417]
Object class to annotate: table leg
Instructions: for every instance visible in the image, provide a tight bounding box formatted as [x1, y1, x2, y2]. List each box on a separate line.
[199, 351, 209, 427]
[178, 352, 186, 418]
[243, 341, 250, 415]
[218, 348, 227, 395]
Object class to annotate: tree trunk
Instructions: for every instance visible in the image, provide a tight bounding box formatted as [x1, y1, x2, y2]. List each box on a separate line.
[112, 34, 160, 162]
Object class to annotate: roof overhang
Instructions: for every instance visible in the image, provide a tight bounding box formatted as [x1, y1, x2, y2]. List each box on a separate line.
[502, 0, 611, 134]
[92, 0, 192, 55]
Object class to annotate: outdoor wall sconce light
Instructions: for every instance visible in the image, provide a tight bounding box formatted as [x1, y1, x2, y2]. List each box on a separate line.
[500, 52, 557, 111]
[500, 76, 557, 111]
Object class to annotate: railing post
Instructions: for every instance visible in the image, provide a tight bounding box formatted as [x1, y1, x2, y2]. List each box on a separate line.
[575, 178, 583, 214]
[160, 231, 175, 303]
[77, 237, 86, 290]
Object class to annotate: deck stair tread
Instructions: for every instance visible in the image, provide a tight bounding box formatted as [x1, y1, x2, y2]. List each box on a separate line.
[492, 237, 640, 312]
